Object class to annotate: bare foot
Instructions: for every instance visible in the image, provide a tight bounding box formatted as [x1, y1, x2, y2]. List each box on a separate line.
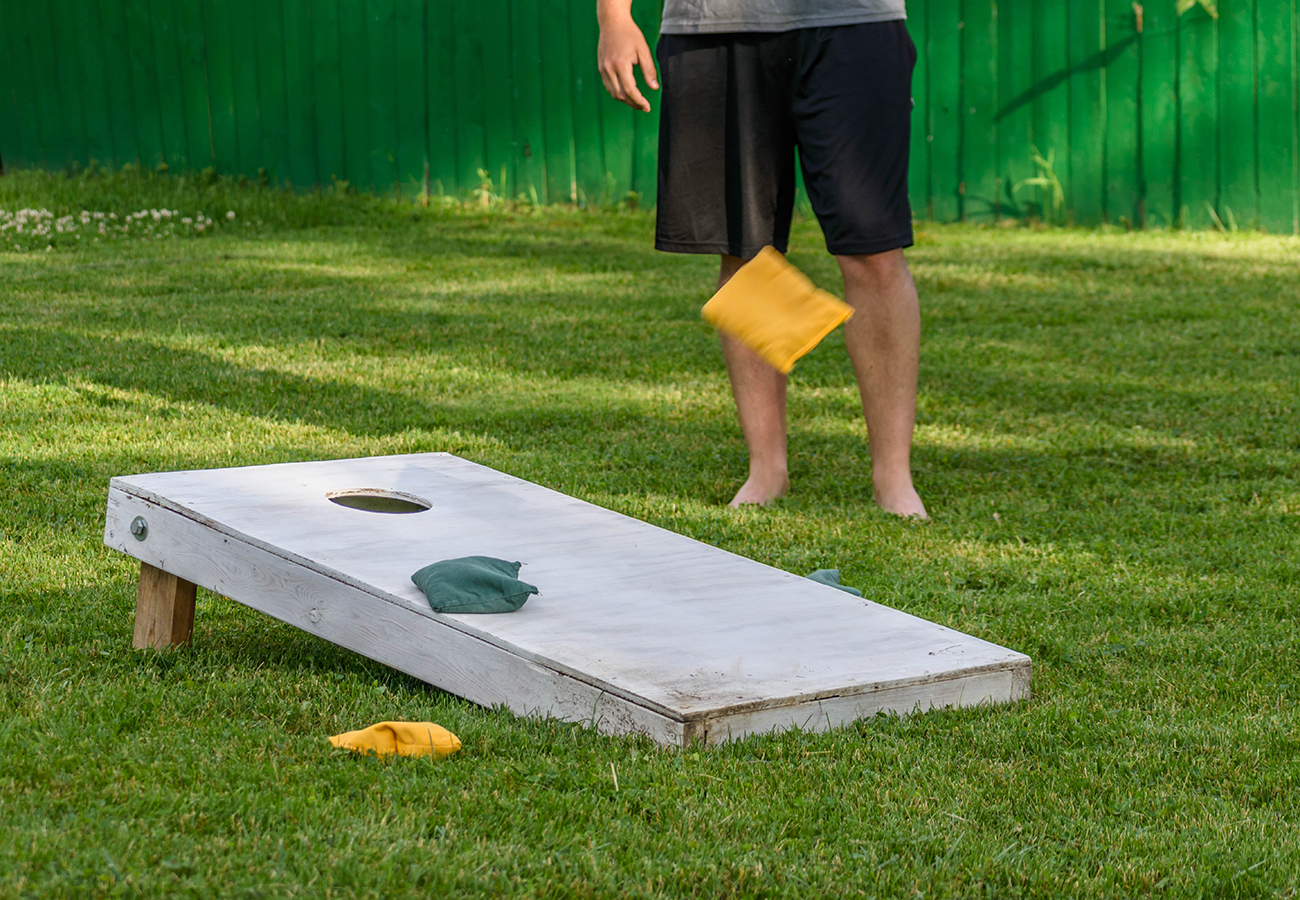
[728, 471, 790, 508]
[874, 481, 928, 519]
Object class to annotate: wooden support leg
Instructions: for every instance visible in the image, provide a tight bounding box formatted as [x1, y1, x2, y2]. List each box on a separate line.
[133, 562, 197, 649]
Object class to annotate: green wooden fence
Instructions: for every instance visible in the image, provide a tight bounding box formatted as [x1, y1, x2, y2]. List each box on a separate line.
[0, 0, 663, 207]
[911, 0, 1300, 232]
[1, 1, 1298, 231]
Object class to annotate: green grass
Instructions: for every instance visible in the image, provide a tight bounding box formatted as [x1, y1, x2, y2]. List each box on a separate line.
[2, 168, 1298, 898]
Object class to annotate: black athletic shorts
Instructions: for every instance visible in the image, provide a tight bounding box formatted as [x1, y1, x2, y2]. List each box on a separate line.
[655, 21, 916, 259]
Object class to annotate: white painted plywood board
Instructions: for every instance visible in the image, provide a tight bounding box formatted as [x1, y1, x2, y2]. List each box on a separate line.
[104, 453, 1030, 745]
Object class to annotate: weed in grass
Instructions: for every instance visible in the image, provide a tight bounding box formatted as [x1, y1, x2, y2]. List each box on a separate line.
[1, 167, 1298, 897]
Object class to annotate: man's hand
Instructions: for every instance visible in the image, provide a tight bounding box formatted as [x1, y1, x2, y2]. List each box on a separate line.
[597, 0, 658, 112]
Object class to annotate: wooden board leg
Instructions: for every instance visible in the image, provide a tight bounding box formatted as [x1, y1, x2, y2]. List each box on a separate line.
[132, 562, 197, 649]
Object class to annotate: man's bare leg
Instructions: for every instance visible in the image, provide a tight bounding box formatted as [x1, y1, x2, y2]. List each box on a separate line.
[838, 249, 927, 518]
[718, 254, 790, 507]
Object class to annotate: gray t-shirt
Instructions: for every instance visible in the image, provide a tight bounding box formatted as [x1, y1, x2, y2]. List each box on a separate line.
[660, 0, 906, 34]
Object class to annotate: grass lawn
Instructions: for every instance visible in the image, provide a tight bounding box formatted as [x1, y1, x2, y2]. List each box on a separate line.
[1, 169, 1298, 898]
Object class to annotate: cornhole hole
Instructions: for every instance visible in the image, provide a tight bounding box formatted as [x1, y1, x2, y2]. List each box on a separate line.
[104, 453, 1030, 746]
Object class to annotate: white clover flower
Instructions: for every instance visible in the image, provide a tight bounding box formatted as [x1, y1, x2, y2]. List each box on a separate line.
[226, 211, 235, 220]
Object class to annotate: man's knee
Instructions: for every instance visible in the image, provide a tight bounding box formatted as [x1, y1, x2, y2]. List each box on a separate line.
[836, 248, 913, 298]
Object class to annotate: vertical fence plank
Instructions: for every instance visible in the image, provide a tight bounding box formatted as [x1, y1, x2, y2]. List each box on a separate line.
[25, 2, 69, 169]
[3, 1, 39, 170]
[1260, 0, 1299, 233]
[126, 0, 166, 168]
[1068, 0, 1105, 224]
[1030, 0, 1069, 222]
[482, 0, 517, 198]
[964, 0, 1000, 221]
[996, 0, 1034, 218]
[570, 0, 605, 205]
[1140, 1, 1178, 225]
[366, 0, 399, 194]
[1103, 0, 1141, 225]
[254, 0, 291, 182]
[540, 0, 577, 203]
[511, 0, 549, 203]
[151, 0, 190, 170]
[928, 0, 962, 220]
[1179, 8, 1219, 227]
[201, 0, 237, 174]
[1219, 0, 1258, 228]
[312, 0, 347, 185]
[1257, 0, 1298, 231]
[394, 0, 425, 197]
[11, 2, 48, 169]
[176, 0, 215, 172]
[282, 0, 319, 188]
[99, 0, 139, 167]
[226, 0, 264, 179]
[426, 0, 459, 197]
[339, 0, 373, 189]
[909, 0, 930, 218]
[2, 1, 42, 170]
[0, 0, 25, 170]
[48, 0, 91, 170]
[630, 0, 661, 206]
[452, 0, 487, 197]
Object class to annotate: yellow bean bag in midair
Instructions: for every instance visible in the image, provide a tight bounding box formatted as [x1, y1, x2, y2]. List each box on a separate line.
[329, 721, 462, 758]
[701, 246, 854, 374]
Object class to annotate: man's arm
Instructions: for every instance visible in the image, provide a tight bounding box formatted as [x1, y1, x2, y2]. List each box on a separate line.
[597, 0, 659, 112]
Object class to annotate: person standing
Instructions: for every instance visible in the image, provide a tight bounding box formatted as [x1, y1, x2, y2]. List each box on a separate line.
[597, 0, 927, 517]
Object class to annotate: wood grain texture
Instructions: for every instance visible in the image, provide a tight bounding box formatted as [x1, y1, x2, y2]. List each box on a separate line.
[310, 0, 347, 186]
[1068, 0, 1105, 226]
[125, 0, 165, 169]
[393, 0, 425, 198]
[539, 0, 577, 203]
[511, 0, 549, 203]
[1256, 0, 1299, 233]
[426, 0, 460, 198]
[1179, 8, 1219, 227]
[175, 0, 215, 172]
[962, 0, 1000, 223]
[201, 0, 239, 174]
[149, 0, 189, 170]
[1103, 0, 1141, 225]
[365, 0, 398, 194]
[281, 0, 319, 188]
[997, 0, 1035, 218]
[0, 0, 31, 169]
[927, 0, 961, 221]
[104, 454, 1030, 746]
[1141, 1, 1180, 227]
[133, 561, 196, 649]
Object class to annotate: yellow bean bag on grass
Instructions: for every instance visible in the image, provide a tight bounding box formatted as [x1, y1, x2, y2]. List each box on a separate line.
[329, 721, 462, 758]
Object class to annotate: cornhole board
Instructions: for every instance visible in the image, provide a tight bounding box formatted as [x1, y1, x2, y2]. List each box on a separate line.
[104, 453, 1031, 746]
